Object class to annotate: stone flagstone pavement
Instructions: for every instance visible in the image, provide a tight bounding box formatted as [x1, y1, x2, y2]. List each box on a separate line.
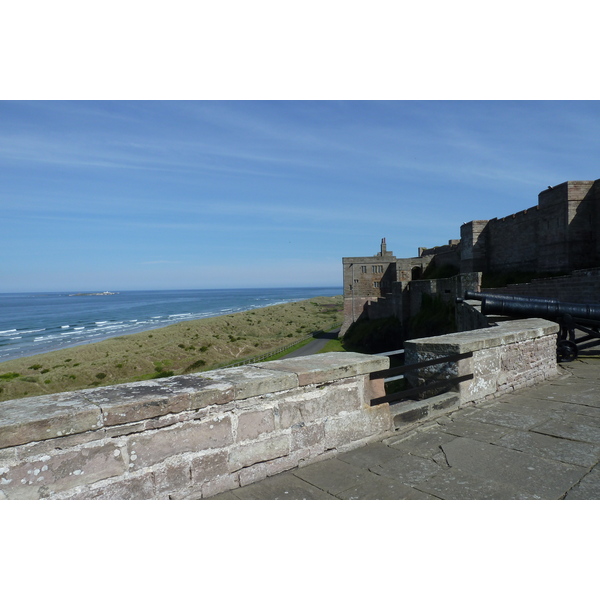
[209, 356, 600, 500]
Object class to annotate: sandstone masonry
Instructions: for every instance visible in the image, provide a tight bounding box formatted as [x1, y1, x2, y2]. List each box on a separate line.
[0, 353, 393, 499]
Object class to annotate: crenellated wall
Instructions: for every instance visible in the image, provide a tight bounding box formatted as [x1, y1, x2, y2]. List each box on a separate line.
[0, 353, 392, 500]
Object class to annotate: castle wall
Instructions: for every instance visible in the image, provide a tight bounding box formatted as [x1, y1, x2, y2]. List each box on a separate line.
[485, 207, 540, 273]
[409, 272, 481, 316]
[459, 181, 600, 276]
[483, 267, 600, 304]
[564, 181, 600, 269]
[460, 220, 489, 273]
[396, 255, 434, 282]
[365, 281, 408, 322]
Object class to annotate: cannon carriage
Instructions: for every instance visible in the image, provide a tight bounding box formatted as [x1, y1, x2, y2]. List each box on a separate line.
[460, 291, 600, 362]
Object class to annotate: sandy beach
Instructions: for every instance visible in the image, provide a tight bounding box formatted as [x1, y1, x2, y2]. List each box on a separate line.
[0, 296, 342, 402]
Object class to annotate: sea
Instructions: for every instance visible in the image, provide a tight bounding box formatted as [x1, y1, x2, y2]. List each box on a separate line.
[0, 287, 342, 363]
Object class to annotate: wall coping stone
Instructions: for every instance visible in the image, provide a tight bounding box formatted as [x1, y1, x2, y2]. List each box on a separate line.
[404, 318, 559, 354]
[0, 352, 388, 451]
[256, 352, 389, 386]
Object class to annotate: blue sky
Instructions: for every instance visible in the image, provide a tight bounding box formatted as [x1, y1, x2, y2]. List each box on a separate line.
[2, 100, 600, 292]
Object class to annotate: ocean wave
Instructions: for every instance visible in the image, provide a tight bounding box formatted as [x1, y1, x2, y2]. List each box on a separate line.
[95, 324, 128, 331]
[61, 325, 70, 329]
[0, 329, 17, 335]
[35, 335, 62, 342]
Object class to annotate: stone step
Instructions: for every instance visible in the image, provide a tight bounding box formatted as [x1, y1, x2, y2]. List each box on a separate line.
[390, 391, 461, 430]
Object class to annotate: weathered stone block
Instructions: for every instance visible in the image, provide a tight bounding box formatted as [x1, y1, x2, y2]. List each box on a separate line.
[64, 471, 156, 500]
[165, 375, 235, 410]
[228, 434, 290, 471]
[0, 392, 102, 449]
[83, 376, 234, 428]
[190, 450, 229, 485]
[324, 406, 392, 450]
[15, 429, 106, 462]
[277, 401, 303, 429]
[277, 380, 362, 429]
[238, 448, 310, 487]
[153, 459, 192, 496]
[236, 407, 276, 442]
[0, 442, 127, 499]
[261, 352, 389, 386]
[201, 472, 239, 498]
[83, 380, 192, 427]
[291, 421, 325, 454]
[129, 415, 233, 470]
[201, 366, 299, 400]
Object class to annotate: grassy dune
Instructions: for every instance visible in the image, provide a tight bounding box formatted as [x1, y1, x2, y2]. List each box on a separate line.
[0, 296, 343, 402]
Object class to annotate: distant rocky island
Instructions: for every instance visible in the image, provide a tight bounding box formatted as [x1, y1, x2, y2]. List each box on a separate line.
[68, 291, 118, 296]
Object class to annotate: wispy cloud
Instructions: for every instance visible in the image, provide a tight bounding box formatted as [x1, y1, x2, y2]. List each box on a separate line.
[3, 100, 600, 292]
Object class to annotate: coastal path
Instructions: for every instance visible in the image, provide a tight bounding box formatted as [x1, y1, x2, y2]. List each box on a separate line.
[284, 328, 341, 358]
[209, 356, 600, 500]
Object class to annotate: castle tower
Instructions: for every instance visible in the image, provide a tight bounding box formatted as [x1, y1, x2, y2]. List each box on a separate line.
[341, 239, 398, 335]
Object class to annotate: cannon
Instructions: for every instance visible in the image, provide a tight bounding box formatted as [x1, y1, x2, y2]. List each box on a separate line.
[460, 291, 600, 362]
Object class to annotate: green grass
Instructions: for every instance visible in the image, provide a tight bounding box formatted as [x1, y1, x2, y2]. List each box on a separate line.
[317, 338, 346, 353]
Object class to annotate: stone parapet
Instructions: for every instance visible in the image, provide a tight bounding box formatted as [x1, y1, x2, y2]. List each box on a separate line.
[0, 352, 392, 500]
[404, 318, 559, 406]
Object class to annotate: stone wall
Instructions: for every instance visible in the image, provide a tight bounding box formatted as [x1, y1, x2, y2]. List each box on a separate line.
[483, 267, 600, 304]
[0, 353, 392, 500]
[404, 318, 559, 406]
[485, 208, 540, 273]
[455, 299, 492, 332]
[408, 272, 481, 316]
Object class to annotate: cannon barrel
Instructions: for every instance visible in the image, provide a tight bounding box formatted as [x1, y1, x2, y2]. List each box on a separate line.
[464, 291, 561, 305]
[480, 296, 600, 322]
[462, 291, 600, 362]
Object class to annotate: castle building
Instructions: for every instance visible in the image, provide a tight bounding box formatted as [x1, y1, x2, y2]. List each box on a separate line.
[341, 179, 600, 334]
